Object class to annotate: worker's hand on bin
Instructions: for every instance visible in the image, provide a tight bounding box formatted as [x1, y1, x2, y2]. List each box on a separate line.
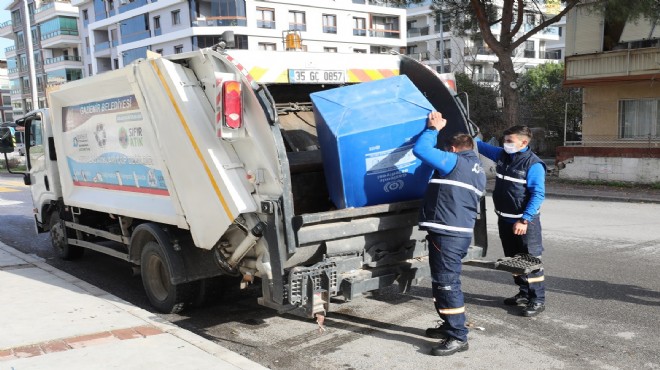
[427, 112, 447, 131]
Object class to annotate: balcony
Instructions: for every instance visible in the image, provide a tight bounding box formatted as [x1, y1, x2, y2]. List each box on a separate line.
[565, 47, 660, 86]
[406, 50, 451, 61]
[43, 55, 83, 72]
[94, 41, 112, 58]
[524, 50, 536, 58]
[34, 0, 79, 23]
[544, 50, 562, 60]
[323, 26, 337, 34]
[464, 46, 495, 56]
[407, 26, 429, 37]
[192, 17, 247, 27]
[0, 20, 12, 37]
[5, 45, 16, 58]
[40, 29, 80, 49]
[369, 28, 400, 39]
[472, 73, 499, 83]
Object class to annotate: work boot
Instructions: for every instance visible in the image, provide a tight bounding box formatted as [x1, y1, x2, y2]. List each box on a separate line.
[503, 293, 529, 306]
[522, 301, 545, 317]
[430, 338, 469, 356]
[425, 327, 449, 340]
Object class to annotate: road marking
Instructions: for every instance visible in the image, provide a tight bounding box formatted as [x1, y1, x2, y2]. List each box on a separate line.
[0, 199, 23, 206]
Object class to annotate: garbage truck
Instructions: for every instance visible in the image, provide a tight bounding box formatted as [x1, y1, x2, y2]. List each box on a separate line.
[0, 42, 498, 319]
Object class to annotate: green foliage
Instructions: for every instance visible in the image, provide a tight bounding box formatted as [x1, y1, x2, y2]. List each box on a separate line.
[518, 63, 582, 143]
[454, 72, 504, 139]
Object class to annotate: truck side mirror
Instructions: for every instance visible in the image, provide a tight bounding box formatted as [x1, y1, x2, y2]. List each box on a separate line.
[0, 127, 14, 154]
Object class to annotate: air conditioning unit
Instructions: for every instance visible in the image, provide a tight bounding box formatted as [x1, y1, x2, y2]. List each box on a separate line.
[379, 46, 389, 53]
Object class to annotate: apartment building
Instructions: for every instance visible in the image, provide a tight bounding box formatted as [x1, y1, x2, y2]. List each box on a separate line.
[0, 59, 13, 122]
[405, 1, 565, 85]
[73, 0, 407, 75]
[557, 3, 660, 183]
[0, 0, 83, 119]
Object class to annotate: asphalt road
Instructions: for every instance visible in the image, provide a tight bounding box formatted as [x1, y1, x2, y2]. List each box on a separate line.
[1, 172, 659, 369]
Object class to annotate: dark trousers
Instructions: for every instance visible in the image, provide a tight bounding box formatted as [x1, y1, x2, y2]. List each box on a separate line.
[427, 232, 471, 342]
[497, 215, 545, 304]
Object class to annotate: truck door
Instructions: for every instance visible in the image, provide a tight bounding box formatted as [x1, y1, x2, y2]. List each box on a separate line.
[24, 112, 58, 229]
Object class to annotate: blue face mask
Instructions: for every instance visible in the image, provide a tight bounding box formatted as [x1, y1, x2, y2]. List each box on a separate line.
[503, 142, 519, 154]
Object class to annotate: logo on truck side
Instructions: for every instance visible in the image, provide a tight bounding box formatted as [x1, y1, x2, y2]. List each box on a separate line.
[119, 127, 144, 148]
[95, 123, 107, 148]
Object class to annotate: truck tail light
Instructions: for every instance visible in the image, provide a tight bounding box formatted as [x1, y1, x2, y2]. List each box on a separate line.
[223, 81, 242, 129]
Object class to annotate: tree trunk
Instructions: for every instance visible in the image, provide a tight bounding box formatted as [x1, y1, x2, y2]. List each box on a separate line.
[494, 55, 519, 127]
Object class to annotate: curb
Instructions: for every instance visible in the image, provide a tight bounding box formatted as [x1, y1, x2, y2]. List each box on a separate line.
[0, 242, 266, 370]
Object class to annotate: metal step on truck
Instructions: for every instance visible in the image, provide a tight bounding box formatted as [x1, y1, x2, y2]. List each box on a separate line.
[0, 38, 536, 320]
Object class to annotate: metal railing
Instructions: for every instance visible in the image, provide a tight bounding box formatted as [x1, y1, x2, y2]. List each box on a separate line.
[464, 46, 495, 56]
[564, 134, 660, 148]
[257, 20, 276, 29]
[407, 26, 429, 37]
[544, 50, 562, 60]
[5, 45, 16, 53]
[41, 29, 79, 40]
[0, 20, 11, 28]
[323, 26, 337, 34]
[34, 2, 55, 14]
[369, 29, 400, 38]
[45, 55, 82, 64]
[472, 73, 499, 83]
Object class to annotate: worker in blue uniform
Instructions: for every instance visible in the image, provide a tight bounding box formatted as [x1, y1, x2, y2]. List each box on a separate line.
[413, 111, 486, 356]
[477, 125, 547, 317]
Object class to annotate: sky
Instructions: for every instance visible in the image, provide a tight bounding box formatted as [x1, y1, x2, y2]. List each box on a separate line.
[0, 0, 15, 60]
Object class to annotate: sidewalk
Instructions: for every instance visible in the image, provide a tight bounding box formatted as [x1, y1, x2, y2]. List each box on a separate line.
[486, 177, 660, 204]
[0, 242, 267, 370]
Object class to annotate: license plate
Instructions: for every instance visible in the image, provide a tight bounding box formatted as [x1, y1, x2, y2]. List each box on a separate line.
[288, 69, 345, 84]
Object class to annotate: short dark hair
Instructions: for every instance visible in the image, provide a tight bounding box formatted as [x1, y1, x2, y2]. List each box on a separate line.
[448, 133, 474, 151]
[503, 125, 533, 140]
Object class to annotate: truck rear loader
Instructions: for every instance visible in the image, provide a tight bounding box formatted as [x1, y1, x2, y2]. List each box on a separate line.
[1, 45, 494, 319]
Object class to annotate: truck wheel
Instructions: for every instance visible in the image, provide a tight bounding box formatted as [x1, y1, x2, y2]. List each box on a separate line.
[50, 212, 84, 260]
[141, 241, 196, 314]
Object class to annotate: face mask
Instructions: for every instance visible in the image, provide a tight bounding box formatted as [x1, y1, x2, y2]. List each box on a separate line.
[503, 142, 519, 154]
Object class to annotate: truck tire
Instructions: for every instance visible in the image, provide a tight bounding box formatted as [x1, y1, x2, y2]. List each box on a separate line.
[50, 212, 84, 260]
[140, 241, 197, 314]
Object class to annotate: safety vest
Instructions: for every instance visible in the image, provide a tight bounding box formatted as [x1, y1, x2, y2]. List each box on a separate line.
[492, 148, 545, 219]
[419, 150, 486, 237]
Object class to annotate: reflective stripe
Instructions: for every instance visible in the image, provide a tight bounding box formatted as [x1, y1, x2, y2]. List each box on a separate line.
[419, 222, 473, 234]
[438, 306, 465, 315]
[495, 210, 524, 218]
[496, 172, 527, 184]
[429, 179, 484, 197]
[528, 276, 545, 283]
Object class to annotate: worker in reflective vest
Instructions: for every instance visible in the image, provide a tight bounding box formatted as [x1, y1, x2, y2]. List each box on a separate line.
[477, 125, 547, 317]
[413, 111, 486, 356]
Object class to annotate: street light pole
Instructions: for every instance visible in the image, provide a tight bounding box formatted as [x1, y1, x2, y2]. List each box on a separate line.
[23, 0, 39, 111]
[439, 11, 444, 73]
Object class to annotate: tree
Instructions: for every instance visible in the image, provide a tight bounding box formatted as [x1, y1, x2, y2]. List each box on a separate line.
[454, 72, 504, 139]
[394, 0, 660, 127]
[518, 62, 582, 154]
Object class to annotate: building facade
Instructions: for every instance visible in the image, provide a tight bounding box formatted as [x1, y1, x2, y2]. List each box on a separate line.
[0, 0, 83, 119]
[73, 0, 407, 76]
[405, 1, 565, 86]
[558, 2, 660, 183]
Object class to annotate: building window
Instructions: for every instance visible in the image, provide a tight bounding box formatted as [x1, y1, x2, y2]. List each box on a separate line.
[154, 16, 160, 29]
[4, 112, 13, 122]
[323, 14, 337, 34]
[524, 40, 535, 58]
[155, 49, 163, 54]
[619, 99, 660, 139]
[324, 47, 337, 53]
[82, 9, 89, 26]
[436, 39, 451, 58]
[174, 44, 183, 54]
[257, 8, 275, 29]
[258, 42, 276, 51]
[353, 17, 366, 36]
[11, 10, 22, 26]
[2, 96, 11, 106]
[171, 10, 181, 26]
[354, 48, 366, 53]
[289, 11, 306, 31]
[114, 59, 119, 69]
